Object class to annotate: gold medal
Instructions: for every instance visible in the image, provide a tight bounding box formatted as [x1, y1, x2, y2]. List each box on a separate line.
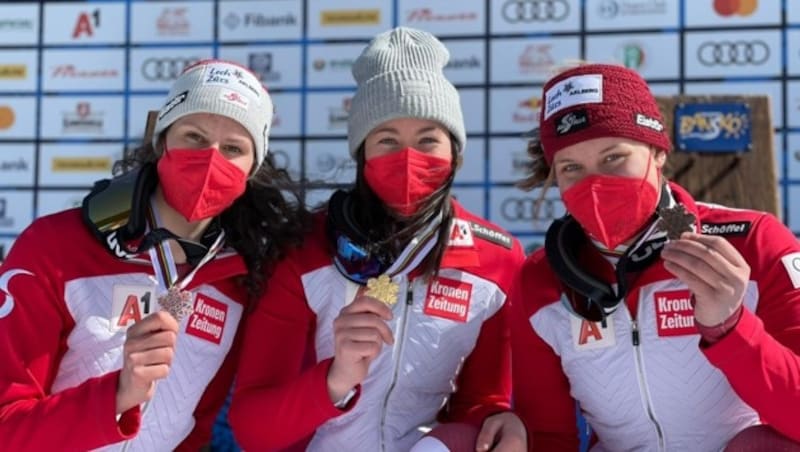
[365, 274, 399, 306]
[158, 286, 194, 321]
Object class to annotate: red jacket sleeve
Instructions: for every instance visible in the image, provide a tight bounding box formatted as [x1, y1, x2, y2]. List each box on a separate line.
[509, 254, 580, 452]
[439, 242, 525, 427]
[0, 224, 139, 450]
[229, 251, 344, 451]
[702, 214, 800, 442]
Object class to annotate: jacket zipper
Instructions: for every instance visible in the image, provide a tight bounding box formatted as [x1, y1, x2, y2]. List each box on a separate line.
[629, 314, 666, 451]
[380, 280, 414, 452]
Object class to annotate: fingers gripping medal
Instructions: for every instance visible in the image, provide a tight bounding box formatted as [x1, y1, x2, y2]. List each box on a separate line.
[158, 286, 194, 321]
[366, 274, 400, 306]
[657, 204, 696, 240]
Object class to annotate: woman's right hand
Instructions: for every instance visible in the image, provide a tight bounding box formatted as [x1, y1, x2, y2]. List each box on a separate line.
[116, 311, 179, 414]
[327, 291, 394, 404]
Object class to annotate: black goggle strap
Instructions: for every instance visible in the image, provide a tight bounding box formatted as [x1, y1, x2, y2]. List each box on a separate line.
[144, 197, 226, 294]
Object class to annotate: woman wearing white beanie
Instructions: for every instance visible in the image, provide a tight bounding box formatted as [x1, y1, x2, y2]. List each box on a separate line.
[231, 28, 527, 451]
[0, 59, 309, 450]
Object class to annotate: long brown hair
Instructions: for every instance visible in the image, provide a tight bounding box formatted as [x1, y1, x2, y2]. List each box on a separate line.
[113, 139, 311, 301]
[350, 140, 460, 280]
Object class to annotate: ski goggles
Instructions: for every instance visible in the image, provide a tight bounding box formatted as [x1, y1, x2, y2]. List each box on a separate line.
[329, 227, 386, 285]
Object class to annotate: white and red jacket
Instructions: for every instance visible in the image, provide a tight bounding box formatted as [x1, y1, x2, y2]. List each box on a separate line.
[0, 209, 249, 451]
[230, 201, 525, 452]
[510, 184, 800, 451]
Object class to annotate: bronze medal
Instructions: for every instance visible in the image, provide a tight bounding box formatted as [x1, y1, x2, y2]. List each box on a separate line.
[657, 204, 696, 240]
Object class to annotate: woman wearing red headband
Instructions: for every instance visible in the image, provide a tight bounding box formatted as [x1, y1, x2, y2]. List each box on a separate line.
[510, 63, 800, 450]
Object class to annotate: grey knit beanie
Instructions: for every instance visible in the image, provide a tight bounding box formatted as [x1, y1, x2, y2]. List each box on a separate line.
[152, 59, 273, 172]
[347, 27, 466, 157]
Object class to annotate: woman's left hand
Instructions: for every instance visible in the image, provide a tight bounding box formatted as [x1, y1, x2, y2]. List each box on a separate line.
[661, 232, 750, 326]
[475, 411, 527, 452]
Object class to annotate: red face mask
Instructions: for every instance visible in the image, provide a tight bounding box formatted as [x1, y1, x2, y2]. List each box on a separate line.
[157, 147, 247, 222]
[561, 158, 659, 250]
[364, 147, 451, 217]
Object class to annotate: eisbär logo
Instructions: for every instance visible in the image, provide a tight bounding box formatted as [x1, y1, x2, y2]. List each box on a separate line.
[424, 277, 472, 322]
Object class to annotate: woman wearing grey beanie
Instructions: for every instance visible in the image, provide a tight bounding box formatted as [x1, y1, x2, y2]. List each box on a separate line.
[231, 27, 528, 451]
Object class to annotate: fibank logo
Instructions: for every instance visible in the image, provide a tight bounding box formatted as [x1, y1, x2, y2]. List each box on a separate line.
[223, 11, 297, 29]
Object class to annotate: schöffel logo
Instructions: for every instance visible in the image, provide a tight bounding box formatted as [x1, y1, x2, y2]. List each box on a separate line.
[320, 9, 380, 26]
[697, 40, 769, 66]
[700, 221, 751, 236]
[675, 102, 751, 152]
[141, 57, 198, 82]
[502, 0, 570, 23]
[0, 65, 26, 79]
[406, 8, 478, 23]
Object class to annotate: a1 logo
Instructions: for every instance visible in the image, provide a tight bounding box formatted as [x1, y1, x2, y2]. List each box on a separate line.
[110, 284, 155, 330]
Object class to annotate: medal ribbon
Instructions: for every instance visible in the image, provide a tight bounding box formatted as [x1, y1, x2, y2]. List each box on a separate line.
[145, 197, 226, 295]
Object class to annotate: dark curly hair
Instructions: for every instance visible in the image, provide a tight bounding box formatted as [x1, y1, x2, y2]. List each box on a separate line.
[347, 140, 460, 280]
[114, 139, 311, 301]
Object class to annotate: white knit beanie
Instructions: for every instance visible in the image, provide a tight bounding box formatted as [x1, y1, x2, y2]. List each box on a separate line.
[152, 59, 273, 171]
[347, 27, 466, 157]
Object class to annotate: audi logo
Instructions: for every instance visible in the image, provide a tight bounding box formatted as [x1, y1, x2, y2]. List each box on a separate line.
[502, 0, 569, 23]
[501, 197, 561, 221]
[697, 41, 769, 67]
[141, 57, 199, 81]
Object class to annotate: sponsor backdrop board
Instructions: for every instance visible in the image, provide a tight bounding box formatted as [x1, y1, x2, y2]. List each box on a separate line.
[1, 0, 799, 268]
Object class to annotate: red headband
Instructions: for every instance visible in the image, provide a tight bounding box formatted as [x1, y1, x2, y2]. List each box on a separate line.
[539, 64, 671, 164]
